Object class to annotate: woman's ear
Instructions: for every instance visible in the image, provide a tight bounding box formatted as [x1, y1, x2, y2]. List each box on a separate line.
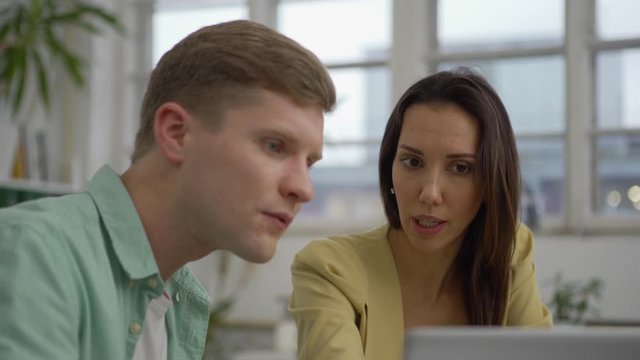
[153, 102, 191, 164]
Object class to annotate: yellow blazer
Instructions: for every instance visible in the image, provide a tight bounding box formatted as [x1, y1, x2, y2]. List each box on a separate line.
[289, 224, 552, 360]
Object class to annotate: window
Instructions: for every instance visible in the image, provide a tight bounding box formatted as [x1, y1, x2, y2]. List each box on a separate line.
[596, 0, 640, 40]
[277, 0, 392, 224]
[433, 0, 566, 231]
[152, 0, 247, 65]
[594, 0, 640, 219]
[439, 0, 564, 51]
[141, 0, 640, 234]
[438, 56, 567, 223]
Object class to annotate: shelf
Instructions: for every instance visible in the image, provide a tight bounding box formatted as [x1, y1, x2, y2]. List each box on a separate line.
[0, 178, 78, 195]
[0, 178, 79, 208]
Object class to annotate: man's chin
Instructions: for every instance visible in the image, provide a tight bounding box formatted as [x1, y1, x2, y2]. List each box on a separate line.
[239, 242, 277, 264]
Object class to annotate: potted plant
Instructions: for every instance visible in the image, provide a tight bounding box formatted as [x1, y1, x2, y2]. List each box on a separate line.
[546, 272, 604, 325]
[0, 0, 121, 180]
[1, 0, 122, 116]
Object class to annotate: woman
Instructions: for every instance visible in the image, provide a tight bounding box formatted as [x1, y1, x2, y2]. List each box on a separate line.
[289, 67, 552, 360]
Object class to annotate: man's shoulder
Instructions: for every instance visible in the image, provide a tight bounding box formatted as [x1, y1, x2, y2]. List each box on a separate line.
[1, 192, 95, 225]
[0, 192, 103, 260]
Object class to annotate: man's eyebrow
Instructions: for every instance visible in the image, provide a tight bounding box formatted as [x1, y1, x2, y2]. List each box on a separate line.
[397, 144, 476, 159]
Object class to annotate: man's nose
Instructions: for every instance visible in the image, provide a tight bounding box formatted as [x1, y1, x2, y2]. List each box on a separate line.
[281, 160, 314, 203]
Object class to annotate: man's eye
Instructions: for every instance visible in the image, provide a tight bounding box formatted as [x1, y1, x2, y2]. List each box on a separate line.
[265, 140, 284, 154]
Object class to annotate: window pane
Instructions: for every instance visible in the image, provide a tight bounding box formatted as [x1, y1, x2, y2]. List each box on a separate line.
[596, 49, 640, 130]
[299, 142, 383, 221]
[595, 135, 640, 215]
[320, 67, 391, 167]
[439, 0, 564, 51]
[153, 5, 247, 65]
[597, 0, 640, 40]
[300, 65, 390, 221]
[278, 0, 391, 64]
[518, 138, 565, 223]
[439, 56, 566, 134]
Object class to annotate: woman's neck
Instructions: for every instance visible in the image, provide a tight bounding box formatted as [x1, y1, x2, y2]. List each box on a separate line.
[387, 226, 463, 302]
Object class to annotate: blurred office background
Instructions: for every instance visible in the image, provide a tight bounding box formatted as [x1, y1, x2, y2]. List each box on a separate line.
[1, 0, 639, 358]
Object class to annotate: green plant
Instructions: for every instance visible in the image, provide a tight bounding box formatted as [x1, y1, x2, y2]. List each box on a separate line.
[546, 272, 604, 324]
[0, 0, 122, 116]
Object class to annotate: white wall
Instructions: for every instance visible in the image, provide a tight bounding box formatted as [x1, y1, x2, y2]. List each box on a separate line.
[189, 231, 640, 324]
[535, 235, 640, 321]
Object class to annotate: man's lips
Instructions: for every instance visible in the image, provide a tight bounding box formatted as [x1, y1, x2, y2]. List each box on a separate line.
[264, 211, 293, 228]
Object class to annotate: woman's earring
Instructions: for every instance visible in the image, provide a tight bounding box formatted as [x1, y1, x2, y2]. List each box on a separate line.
[390, 187, 395, 195]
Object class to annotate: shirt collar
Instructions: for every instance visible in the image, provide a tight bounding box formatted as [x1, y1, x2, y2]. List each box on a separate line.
[87, 165, 159, 280]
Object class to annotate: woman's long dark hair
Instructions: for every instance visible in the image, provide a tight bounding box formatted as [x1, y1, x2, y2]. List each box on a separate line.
[379, 67, 520, 325]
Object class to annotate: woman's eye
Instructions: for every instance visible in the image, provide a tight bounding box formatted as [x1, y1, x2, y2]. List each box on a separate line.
[401, 157, 421, 168]
[451, 163, 471, 174]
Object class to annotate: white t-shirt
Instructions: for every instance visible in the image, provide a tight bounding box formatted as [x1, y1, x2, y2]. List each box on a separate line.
[133, 291, 173, 360]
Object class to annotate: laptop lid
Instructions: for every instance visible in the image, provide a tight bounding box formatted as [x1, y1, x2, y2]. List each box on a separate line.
[404, 326, 640, 360]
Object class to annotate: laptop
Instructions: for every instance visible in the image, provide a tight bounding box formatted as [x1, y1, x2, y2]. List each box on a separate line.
[404, 326, 640, 360]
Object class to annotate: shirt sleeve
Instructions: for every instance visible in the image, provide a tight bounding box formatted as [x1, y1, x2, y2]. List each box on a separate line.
[0, 222, 80, 359]
[505, 224, 554, 327]
[289, 239, 368, 360]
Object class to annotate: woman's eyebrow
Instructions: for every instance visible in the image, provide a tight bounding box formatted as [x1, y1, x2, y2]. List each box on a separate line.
[398, 144, 475, 159]
[398, 144, 423, 155]
[447, 153, 476, 159]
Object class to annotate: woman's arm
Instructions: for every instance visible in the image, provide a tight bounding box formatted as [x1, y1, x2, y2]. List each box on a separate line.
[289, 239, 368, 360]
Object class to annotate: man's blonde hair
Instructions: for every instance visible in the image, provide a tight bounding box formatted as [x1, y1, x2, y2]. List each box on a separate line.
[132, 20, 336, 162]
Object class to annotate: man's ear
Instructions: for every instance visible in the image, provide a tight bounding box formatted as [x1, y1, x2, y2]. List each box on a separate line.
[153, 102, 192, 164]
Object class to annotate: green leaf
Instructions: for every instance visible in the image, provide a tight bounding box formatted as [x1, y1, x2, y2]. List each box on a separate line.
[10, 47, 28, 113]
[49, 3, 123, 34]
[74, 3, 123, 30]
[0, 22, 11, 43]
[2, 47, 18, 85]
[43, 28, 84, 85]
[13, 6, 26, 36]
[31, 48, 50, 108]
[1, 0, 122, 117]
[69, 19, 100, 34]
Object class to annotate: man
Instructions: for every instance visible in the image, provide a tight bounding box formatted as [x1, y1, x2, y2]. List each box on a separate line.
[0, 20, 335, 359]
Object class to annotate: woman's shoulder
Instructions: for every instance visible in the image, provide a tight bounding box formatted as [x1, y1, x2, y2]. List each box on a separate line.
[511, 222, 536, 266]
[292, 225, 389, 287]
[297, 224, 388, 258]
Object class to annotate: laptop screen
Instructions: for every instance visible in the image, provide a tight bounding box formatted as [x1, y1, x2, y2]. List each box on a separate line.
[404, 326, 640, 360]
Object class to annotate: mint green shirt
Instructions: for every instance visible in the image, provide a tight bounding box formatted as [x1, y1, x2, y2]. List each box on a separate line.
[0, 165, 211, 359]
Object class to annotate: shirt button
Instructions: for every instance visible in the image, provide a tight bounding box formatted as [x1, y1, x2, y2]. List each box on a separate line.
[129, 322, 142, 335]
[147, 278, 158, 289]
[175, 291, 180, 303]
